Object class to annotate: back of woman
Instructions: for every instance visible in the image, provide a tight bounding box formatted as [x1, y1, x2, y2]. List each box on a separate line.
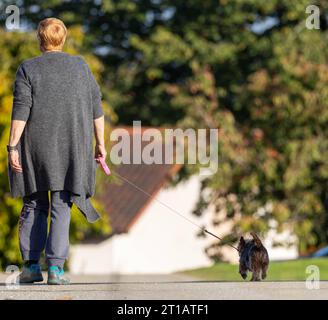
[7, 18, 107, 285]
[13, 51, 102, 203]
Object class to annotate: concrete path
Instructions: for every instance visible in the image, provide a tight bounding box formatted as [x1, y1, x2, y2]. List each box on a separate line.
[0, 273, 327, 300]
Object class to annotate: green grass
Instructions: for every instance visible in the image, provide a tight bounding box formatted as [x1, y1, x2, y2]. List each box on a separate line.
[180, 258, 328, 281]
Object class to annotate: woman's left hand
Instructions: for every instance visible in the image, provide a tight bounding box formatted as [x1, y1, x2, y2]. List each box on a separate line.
[9, 150, 23, 173]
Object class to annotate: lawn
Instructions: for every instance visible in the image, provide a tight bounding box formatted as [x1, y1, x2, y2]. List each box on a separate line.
[179, 258, 328, 281]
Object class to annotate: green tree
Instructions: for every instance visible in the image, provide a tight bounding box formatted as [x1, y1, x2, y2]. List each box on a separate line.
[113, 0, 328, 255]
[2, 0, 328, 258]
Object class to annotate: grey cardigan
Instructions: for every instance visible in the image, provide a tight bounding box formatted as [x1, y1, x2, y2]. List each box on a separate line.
[8, 51, 104, 222]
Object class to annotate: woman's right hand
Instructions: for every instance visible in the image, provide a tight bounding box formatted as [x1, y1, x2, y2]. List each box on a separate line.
[9, 150, 23, 173]
[95, 144, 107, 162]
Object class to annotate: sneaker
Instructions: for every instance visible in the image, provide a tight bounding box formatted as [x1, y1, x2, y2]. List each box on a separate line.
[16, 264, 43, 284]
[47, 266, 70, 285]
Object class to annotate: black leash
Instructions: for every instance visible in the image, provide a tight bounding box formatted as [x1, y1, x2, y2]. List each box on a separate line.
[112, 171, 240, 252]
[203, 229, 239, 252]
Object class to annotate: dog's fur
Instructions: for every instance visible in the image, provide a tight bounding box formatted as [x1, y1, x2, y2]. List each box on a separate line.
[238, 233, 269, 281]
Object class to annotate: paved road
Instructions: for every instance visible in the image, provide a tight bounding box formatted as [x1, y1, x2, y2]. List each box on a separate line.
[0, 273, 327, 300]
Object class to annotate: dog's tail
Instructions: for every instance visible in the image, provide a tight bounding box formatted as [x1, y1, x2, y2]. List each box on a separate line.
[250, 232, 263, 247]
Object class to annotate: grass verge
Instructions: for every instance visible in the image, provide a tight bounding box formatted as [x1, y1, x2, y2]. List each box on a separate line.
[179, 258, 328, 281]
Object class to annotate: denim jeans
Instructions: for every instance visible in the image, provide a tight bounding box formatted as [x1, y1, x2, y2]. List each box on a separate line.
[19, 190, 72, 268]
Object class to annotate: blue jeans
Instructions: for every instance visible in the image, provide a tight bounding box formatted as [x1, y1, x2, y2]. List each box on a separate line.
[19, 190, 72, 268]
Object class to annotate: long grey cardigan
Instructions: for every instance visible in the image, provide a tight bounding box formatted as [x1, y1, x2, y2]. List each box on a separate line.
[8, 51, 104, 222]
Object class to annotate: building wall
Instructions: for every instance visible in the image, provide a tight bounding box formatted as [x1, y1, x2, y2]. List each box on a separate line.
[70, 176, 214, 274]
[263, 229, 298, 261]
[70, 176, 298, 274]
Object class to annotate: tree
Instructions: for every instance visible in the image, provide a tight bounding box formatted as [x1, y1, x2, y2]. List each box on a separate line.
[2, 0, 328, 258]
[116, 0, 328, 255]
[183, 1, 328, 256]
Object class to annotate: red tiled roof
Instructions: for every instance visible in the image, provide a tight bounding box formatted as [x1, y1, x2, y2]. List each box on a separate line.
[96, 127, 182, 234]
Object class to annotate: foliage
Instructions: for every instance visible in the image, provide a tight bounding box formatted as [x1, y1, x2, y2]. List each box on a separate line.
[180, 258, 328, 281]
[1, 0, 328, 258]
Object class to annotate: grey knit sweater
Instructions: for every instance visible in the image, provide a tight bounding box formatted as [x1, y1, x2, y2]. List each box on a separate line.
[8, 51, 104, 222]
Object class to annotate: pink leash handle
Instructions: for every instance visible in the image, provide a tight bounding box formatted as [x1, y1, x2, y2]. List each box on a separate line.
[96, 156, 111, 175]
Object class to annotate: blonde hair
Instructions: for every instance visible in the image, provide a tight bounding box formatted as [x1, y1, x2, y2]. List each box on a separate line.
[37, 18, 67, 51]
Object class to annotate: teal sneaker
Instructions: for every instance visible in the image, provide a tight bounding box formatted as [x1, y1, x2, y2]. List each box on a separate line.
[16, 264, 43, 284]
[47, 266, 70, 285]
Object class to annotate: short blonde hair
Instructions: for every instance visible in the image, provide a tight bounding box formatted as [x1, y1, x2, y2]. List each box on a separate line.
[37, 18, 67, 51]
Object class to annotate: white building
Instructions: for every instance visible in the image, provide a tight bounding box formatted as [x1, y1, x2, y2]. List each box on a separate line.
[69, 127, 298, 274]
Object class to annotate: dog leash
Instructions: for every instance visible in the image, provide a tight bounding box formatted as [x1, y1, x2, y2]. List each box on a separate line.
[96, 157, 239, 252]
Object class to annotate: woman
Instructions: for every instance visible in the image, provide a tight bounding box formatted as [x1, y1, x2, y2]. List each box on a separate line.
[7, 18, 107, 285]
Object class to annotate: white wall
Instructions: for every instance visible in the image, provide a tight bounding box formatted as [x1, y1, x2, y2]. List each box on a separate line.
[70, 176, 214, 274]
[70, 175, 298, 274]
[264, 229, 298, 261]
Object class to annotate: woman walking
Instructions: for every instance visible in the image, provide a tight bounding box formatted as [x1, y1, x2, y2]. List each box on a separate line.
[7, 18, 106, 285]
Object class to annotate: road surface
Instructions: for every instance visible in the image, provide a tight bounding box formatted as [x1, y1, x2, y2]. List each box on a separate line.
[0, 273, 327, 299]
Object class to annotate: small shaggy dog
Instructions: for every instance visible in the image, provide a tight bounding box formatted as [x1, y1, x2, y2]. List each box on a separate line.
[238, 233, 269, 281]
